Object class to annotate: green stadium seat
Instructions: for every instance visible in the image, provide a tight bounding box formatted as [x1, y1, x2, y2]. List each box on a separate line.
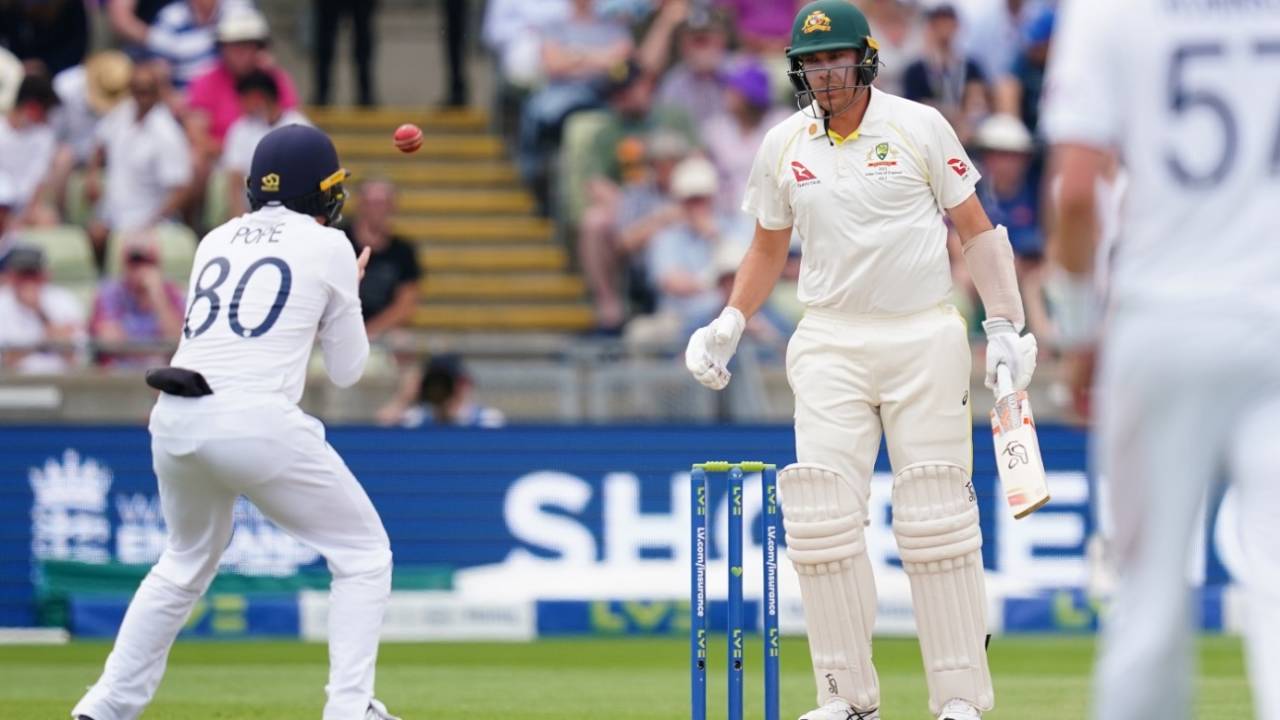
[16, 225, 96, 284]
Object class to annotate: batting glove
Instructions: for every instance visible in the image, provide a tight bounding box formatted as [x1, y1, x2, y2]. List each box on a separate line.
[983, 317, 1037, 392]
[685, 306, 746, 390]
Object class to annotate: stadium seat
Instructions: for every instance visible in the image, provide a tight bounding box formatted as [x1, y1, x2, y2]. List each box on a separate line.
[105, 222, 198, 282]
[16, 225, 96, 284]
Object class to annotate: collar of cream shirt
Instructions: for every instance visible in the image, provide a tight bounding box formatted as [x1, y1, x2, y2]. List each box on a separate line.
[806, 86, 889, 145]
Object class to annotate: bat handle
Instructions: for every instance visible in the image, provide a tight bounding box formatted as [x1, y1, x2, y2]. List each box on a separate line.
[996, 363, 1014, 398]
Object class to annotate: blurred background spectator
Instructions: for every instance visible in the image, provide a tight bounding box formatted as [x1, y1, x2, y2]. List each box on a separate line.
[515, 0, 633, 203]
[578, 129, 690, 334]
[146, 0, 255, 91]
[89, 237, 185, 367]
[0, 244, 85, 374]
[343, 179, 421, 342]
[380, 354, 506, 429]
[995, 3, 1053, 138]
[859, 0, 923, 96]
[441, 0, 468, 108]
[0, 46, 22, 112]
[715, 0, 797, 56]
[106, 0, 179, 52]
[86, 62, 192, 272]
[973, 112, 1050, 340]
[701, 58, 788, 214]
[0, 74, 60, 227]
[903, 1, 989, 143]
[0, 171, 17, 250]
[220, 71, 310, 217]
[646, 155, 750, 340]
[957, 0, 1044, 92]
[0, 0, 90, 78]
[652, 7, 733, 136]
[312, 0, 378, 106]
[49, 52, 134, 217]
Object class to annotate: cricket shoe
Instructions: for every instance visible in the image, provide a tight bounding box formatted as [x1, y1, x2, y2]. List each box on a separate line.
[798, 697, 879, 720]
[366, 698, 401, 719]
[936, 698, 981, 720]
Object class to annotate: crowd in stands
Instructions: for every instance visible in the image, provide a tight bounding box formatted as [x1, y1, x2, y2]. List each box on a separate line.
[484, 0, 1060, 343]
[0, 0, 428, 381]
[2, 0, 1062, 410]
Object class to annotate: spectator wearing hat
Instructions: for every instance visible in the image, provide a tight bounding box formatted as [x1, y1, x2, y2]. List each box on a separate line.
[647, 155, 752, 338]
[85, 63, 192, 271]
[342, 179, 422, 340]
[903, 2, 990, 143]
[580, 129, 692, 330]
[221, 71, 310, 216]
[186, 7, 299, 151]
[701, 59, 789, 214]
[0, 244, 86, 373]
[89, 238, 186, 366]
[973, 112, 1050, 338]
[145, 0, 256, 90]
[47, 52, 134, 216]
[0, 74, 60, 226]
[379, 354, 506, 429]
[0, 0, 90, 77]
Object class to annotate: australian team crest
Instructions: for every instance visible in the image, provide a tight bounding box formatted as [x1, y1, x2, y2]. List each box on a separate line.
[802, 10, 832, 34]
[875, 142, 890, 161]
[864, 142, 903, 177]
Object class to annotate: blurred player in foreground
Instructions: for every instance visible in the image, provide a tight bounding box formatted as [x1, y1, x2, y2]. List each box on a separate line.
[71, 124, 400, 720]
[685, 1, 1037, 718]
[1042, 1, 1280, 718]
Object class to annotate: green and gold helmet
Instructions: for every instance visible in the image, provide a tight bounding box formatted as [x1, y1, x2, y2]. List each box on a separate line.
[785, 0, 881, 114]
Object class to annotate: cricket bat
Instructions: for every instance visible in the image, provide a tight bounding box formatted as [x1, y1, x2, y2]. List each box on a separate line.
[990, 364, 1051, 519]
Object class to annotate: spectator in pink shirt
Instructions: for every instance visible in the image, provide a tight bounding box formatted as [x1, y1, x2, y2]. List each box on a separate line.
[185, 7, 298, 151]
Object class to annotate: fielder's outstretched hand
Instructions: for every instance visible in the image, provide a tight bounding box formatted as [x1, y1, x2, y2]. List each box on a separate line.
[983, 317, 1037, 392]
[685, 307, 745, 390]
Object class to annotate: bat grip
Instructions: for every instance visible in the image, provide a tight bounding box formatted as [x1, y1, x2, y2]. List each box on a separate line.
[996, 363, 1013, 398]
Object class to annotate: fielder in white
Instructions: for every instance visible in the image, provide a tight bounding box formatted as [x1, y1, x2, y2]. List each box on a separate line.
[1043, 1, 1280, 718]
[71, 125, 400, 720]
[685, 2, 1036, 719]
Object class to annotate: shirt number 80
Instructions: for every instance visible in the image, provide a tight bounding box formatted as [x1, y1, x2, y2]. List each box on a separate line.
[182, 256, 293, 339]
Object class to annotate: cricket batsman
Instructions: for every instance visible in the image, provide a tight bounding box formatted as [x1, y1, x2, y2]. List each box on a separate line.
[71, 125, 400, 720]
[684, 2, 1037, 718]
[1043, 1, 1280, 718]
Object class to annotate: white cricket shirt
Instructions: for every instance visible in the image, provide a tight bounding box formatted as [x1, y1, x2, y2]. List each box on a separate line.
[1041, 0, 1280, 312]
[95, 99, 192, 230]
[743, 87, 980, 315]
[168, 205, 369, 403]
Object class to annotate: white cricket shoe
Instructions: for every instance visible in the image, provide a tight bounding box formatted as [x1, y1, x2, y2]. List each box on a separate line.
[798, 697, 880, 720]
[936, 698, 981, 720]
[365, 698, 401, 719]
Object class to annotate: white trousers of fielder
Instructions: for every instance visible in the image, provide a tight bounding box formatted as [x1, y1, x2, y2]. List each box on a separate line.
[73, 396, 392, 720]
[784, 305, 993, 716]
[1093, 307, 1280, 720]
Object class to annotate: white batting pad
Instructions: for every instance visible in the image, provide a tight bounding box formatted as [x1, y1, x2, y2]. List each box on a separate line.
[779, 463, 880, 712]
[892, 463, 994, 714]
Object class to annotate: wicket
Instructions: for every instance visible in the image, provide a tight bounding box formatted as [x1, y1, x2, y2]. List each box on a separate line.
[690, 461, 781, 720]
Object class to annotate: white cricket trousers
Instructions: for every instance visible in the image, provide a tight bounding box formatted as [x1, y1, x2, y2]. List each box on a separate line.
[1093, 307, 1280, 720]
[73, 394, 392, 720]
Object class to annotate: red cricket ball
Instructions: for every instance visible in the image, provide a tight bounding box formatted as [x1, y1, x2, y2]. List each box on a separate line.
[393, 123, 423, 154]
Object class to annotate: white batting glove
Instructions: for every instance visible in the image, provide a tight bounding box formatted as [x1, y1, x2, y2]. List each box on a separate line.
[983, 317, 1037, 392]
[685, 307, 746, 390]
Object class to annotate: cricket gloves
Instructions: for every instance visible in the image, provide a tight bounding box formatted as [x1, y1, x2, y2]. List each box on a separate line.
[685, 306, 745, 390]
[983, 317, 1037, 392]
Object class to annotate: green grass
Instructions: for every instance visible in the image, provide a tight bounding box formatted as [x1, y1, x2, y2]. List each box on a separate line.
[1, 635, 1252, 719]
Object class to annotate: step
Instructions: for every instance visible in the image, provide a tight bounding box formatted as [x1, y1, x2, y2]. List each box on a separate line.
[346, 163, 519, 187]
[421, 273, 585, 300]
[419, 246, 568, 272]
[347, 190, 535, 216]
[310, 107, 488, 133]
[411, 304, 595, 331]
[333, 135, 504, 160]
[395, 217, 553, 243]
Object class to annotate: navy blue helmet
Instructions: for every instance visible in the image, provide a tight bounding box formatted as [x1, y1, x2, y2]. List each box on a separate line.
[246, 124, 349, 225]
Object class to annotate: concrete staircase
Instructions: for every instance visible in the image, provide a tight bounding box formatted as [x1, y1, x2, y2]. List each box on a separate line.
[311, 106, 594, 333]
